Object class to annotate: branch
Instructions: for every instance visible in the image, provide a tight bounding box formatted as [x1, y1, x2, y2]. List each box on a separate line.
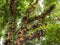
[10, 0, 16, 16]
[23, 4, 55, 24]
[14, 4, 55, 45]
[24, 0, 39, 16]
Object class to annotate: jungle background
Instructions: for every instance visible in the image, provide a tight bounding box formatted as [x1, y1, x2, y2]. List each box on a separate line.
[0, 0, 60, 45]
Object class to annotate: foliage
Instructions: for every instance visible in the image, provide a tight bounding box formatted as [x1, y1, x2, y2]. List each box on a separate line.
[42, 24, 60, 45]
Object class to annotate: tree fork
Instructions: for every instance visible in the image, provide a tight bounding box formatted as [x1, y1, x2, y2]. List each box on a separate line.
[14, 4, 55, 45]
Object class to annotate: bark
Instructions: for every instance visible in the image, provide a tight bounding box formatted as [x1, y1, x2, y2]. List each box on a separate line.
[23, 4, 55, 24]
[14, 4, 55, 45]
[25, 0, 39, 16]
[14, 29, 45, 45]
[4, 0, 16, 45]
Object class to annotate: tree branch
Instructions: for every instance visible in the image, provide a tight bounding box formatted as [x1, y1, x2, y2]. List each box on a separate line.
[14, 3, 55, 45]
[10, 0, 16, 16]
[24, 0, 39, 16]
[23, 4, 55, 24]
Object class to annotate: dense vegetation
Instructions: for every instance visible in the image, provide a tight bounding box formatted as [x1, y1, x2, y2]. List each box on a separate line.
[0, 0, 60, 45]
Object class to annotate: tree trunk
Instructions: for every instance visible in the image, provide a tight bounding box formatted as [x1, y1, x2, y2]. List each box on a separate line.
[4, 0, 16, 45]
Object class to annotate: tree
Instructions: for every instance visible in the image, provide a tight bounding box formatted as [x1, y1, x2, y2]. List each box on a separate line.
[0, 0, 60, 45]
